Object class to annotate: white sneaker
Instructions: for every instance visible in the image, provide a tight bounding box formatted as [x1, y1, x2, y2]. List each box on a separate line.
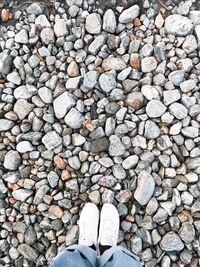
[98, 203, 119, 247]
[78, 203, 99, 248]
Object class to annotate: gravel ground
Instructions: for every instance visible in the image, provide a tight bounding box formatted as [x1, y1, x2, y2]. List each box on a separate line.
[0, 0, 200, 266]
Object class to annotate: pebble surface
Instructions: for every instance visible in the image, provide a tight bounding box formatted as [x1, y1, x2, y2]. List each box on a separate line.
[0, 0, 200, 266]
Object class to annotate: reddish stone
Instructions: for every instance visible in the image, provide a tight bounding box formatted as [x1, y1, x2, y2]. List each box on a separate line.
[130, 53, 140, 70]
[134, 18, 141, 27]
[54, 155, 66, 169]
[61, 169, 71, 181]
[49, 205, 64, 218]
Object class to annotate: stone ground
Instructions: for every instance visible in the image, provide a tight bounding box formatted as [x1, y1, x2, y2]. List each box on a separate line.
[0, 0, 200, 266]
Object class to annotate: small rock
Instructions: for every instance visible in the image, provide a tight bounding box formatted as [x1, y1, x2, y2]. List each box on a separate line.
[66, 225, 79, 246]
[130, 53, 140, 70]
[40, 28, 55, 45]
[168, 70, 185, 86]
[53, 92, 76, 119]
[144, 120, 160, 139]
[155, 13, 164, 29]
[99, 72, 116, 93]
[12, 189, 33, 202]
[0, 119, 14, 131]
[16, 141, 33, 153]
[90, 138, 110, 153]
[169, 103, 188, 119]
[0, 53, 13, 74]
[14, 99, 33, 120]
[67, 61, 79, 77]
[7, 71, 21, 85]
[15, 29, 28, 44]
[103, 9, 116, 33]
[122, 155, 139, 170]
[27, 2, 44, 15]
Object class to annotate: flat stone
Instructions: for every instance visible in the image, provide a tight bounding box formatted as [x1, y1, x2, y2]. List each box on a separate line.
[0, 53, 13, 74]
[0, 119, 14, 131]
[122, 155, 139, 169]
[38, 87, 53, 103]
[164, 15, 193, 36]
[4, 150, 21, 170]
[18, 244, 38, 262]
[53, 92, 76, 119]
[180, 80, 196, 93]
[115, 189, 132, 203]
[160, 232, 184, 251]
[103, 9, 116, 33]
[7, 71, 21, 85]
[40, 28, 55, 45]
[134, 171, 155, 205]
[88, 35, 105, 55]
[163, 90, 181, 106]
[141, 57, 157, 73]
[99, 72, 116, 93]
[109, 135, 125, 156]
[14, 99, 33, 120]
[14, 29, 28, 44]
[42, 131, 62, 150]
[35, 14, 51, 28]
[90, 138, 110, 153]
[169, 103, 188, 119]
[12, 189, 33, 202]
[86, 13, 101, 34]
[67, 61, 79, 77]
[27, 2, 44, 15]
[66, 225, 79, 246]
[102, 57, 126, 71]
[16, 141, 33, 153]
[146, 99, 167, 118]
[126, 92, 144, 110]
[144, 120, 160, 139]
[54, 19, 67, 37]
[119, 5, 140, 23]
[64, 108, 85, 129]
[168, 70, 185, 86]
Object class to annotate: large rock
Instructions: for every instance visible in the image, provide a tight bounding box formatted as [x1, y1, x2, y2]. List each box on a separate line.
[119, 5, 140, 23]
[134, 171, 155, 205]
[164, 15, 193, 36]
[53, 92, 76, 119]
[160, 232, 184, 251]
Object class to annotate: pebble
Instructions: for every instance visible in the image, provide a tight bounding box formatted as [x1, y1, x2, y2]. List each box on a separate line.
[3, 150, 21, 170]
[18, 244, 38, 262]
[64, 108, 85, 129]
[169, 103, 188, 119]
[146, 99, 166, 118]
[14, 29, 28, 44]
[126, 92, 144, 110]
[0, 119, 14, 131]
[144, 120, 160, 139]
[86, 13, 101, 34]
[141, 57, 157, 73]
[54, 19, 67, 37]
[99, 72, 116, 93]
[168, 70, 185, 86]
[102, 57, 126, 71]
[109, 135, 125, 156]
[0, 53, 13, 74]
[103, 9, 116, 33]
[119, 5, 140, 23]
[160, 231, 184, 251]
[12, 189, 33, 202]
[53, 92, 76, 119]
[40, 28, 55, 45]
[42, 131, 62, 150]
[16, 141, 33, 153]
[134, 171, 155, 205]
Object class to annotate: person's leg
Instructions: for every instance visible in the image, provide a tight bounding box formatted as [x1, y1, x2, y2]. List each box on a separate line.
[98, 246, 142, 267]
[49, 244, 97, 267]
[49, 203, 99, 267]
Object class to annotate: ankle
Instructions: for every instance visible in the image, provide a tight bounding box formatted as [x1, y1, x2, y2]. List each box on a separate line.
[99, 243, 111, 255]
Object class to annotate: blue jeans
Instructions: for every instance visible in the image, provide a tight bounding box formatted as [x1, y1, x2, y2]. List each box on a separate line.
[49, 245, 142, 267]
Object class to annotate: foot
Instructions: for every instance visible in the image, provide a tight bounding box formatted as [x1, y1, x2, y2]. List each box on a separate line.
[98, 203, 119, 247]
[78, 203, 99, 248]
